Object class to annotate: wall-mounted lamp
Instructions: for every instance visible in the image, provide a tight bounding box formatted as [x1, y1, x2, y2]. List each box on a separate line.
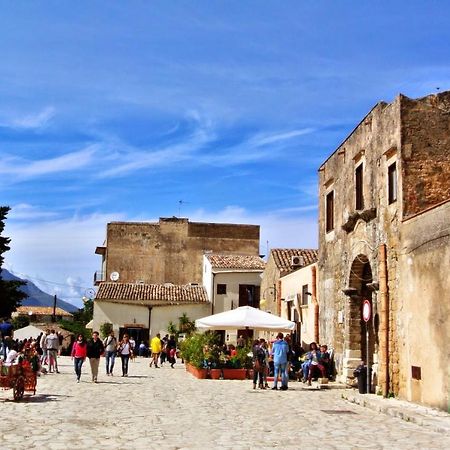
[366, 282, 379, 292]
[342, 287, 358, 296]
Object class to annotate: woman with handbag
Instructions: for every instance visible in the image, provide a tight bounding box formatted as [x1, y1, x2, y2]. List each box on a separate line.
[71, 334, 87, 383]
[117, 334, 132, 377]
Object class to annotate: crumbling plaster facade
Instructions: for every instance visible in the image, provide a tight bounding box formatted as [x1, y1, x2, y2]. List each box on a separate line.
[318, 91, 450, 410]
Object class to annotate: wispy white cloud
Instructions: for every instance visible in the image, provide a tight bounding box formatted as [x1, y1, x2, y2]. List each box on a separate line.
[0, 145, 98, 181]
[8, 203, 60, 220]
[4, 212, 125, 306]
[2, 106, 56, 130]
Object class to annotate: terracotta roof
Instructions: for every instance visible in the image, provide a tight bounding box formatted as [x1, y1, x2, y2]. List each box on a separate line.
[271, 249, 318, 274]
[206, 254, 265, 270]
[95, 282, 209, 305]
[16, 306, 73, 316]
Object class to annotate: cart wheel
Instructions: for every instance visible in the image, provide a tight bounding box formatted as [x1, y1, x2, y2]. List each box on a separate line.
[13, 376, 25, 401]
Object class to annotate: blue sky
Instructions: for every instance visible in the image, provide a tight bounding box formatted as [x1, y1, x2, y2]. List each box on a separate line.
[1, 1, 449, 306]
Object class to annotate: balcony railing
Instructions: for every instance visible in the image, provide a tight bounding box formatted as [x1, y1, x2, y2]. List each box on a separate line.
[94, 271, 106, 285]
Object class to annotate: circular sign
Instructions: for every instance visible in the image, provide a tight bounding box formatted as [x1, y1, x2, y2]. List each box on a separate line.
[362, 300, 371, 322]
[85, 288, 96, 299]
[110, 271, 120, 282]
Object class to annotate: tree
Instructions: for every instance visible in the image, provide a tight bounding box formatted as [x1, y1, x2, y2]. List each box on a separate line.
[0, 206, 27, 318]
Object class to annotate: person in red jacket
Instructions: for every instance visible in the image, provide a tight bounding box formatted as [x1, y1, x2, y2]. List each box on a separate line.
[71, 334, 87, 383]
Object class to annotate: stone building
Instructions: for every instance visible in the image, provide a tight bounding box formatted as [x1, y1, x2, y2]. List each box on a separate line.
[318, 91, 450, 410]
[93, 217, 260, 340]
[94, 217, 260, 286]
[260, 248, 318, 324]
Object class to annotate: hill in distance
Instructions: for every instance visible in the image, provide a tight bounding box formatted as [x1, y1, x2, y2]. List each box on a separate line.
[1, 269, 79, 313]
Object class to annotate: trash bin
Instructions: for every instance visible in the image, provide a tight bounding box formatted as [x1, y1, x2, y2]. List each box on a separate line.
[353, 364, 369, 394]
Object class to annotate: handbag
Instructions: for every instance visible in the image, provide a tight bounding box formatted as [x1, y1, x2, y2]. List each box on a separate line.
[254, 359, 262, 372]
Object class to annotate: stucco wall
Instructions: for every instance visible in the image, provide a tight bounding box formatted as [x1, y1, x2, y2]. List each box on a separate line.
[93, 301, 211, 337]
[212, 271, 262, 314]
[280, 264, 317, 347]
[397, 201, 450, 411]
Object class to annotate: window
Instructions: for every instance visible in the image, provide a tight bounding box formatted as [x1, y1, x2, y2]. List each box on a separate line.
[355, 164, 364, 210]
[302, 284, 309, 305]
[216, 284, 226, 295]
[388, 162, 397, 204]
[326, 191, 334, 232]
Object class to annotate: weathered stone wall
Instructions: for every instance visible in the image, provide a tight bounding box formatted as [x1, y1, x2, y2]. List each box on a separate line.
[105, 218, 260, 285]
[400, 91, 450, 218]
[318, 90, 450, 409]
[318, 98, 402, 376]
[260, 254, 280, 314]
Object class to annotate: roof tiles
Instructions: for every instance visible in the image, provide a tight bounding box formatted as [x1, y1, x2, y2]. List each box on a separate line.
[271, 248, 318, 274]
[206, 254, 265, 270]
[96, 282, 208, 305]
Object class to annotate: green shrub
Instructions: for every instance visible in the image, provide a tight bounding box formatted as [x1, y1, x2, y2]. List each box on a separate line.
[12, 315, 30, 330]
[100, 322, 113, 338]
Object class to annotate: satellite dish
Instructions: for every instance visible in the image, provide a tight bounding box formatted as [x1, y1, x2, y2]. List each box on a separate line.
[110, 271, 120, 282]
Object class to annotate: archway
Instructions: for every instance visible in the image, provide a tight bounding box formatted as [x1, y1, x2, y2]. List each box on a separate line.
[347, 254, 375, 365]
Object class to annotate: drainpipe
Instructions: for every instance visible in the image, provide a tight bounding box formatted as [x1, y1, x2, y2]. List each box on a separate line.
[311, 265, 319, 343]
[211, 273, 216, 315]
[276, 281, 281, 316]
[378, 244, 390, 397]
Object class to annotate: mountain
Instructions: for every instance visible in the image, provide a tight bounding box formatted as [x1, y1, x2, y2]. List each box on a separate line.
[1, 269, 79, 313]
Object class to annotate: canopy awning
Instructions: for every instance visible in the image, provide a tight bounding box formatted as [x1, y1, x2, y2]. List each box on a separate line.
[195, 306, 295, 332]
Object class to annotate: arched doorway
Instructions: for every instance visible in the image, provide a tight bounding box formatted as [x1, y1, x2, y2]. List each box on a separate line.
[347, 255, 375, 366]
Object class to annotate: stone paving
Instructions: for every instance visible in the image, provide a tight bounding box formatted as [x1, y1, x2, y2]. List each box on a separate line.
[2, 356, 449, 449]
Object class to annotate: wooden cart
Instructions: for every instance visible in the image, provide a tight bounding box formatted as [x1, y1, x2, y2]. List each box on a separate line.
[0, 364, 37, 401]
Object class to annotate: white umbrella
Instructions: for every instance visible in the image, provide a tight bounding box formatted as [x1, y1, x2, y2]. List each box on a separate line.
[13, 324, 44, 341]
[195, 306, 295, 332]
[85, 319, 94, 329]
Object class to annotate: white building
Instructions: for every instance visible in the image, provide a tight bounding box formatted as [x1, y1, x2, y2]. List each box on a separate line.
[202, 253, 265, 342]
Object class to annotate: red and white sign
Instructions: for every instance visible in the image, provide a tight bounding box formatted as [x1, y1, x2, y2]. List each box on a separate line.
[362, 300, 371, 322]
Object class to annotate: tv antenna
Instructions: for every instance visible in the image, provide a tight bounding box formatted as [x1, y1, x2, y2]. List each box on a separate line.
[178, 200, 190, 217]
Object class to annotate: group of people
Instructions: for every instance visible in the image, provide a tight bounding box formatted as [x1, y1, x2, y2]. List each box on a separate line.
[148, 333, 177, 369]
[251, 333, 333, 391]
[299, 342, 332, 386]
[71, 331, 137, 382]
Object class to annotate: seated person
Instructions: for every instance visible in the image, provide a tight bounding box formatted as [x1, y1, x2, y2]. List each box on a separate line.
[307, 345, 327, 385]
[319, 344, 331, 378]
[300, 342, 318, 382]
[5, 344, 20, 365]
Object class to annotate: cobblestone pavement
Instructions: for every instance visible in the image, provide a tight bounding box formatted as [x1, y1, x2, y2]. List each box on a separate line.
[2, 356, 449, 449]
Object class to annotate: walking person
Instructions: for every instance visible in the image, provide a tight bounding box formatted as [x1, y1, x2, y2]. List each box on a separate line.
[259, 338, 270, 388]
[117, 334, 132, 377]
[45, 329, 60, 373]
[103, 331, 117, 376]
[149, 333, 162, 368]
[87, 331, 104, 383]
[270, 332, 289, 391]
[40, 329, 49, 366]
[167, 334, 177, 368]
[71, 334, 87, 383]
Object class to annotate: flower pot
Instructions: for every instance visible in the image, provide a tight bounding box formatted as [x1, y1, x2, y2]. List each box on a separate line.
[186, 363, 207, 379]
[222, 368, 247, 380]
[209, 368, 222, 380]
